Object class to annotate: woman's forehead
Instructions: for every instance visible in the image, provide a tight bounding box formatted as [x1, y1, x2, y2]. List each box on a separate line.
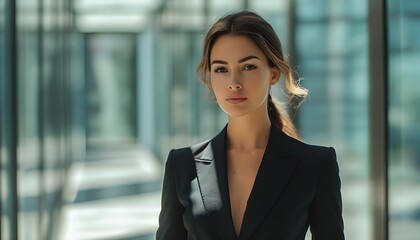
[210, 34, 266, 61]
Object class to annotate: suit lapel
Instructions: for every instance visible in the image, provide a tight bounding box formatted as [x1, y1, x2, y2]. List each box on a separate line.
[239, 126, 300, 240]
[191, 139, 223, 213]
[191, 126, 237, 239]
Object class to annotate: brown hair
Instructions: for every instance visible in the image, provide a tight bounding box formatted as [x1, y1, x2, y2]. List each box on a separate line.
[197, 11, 308, 139]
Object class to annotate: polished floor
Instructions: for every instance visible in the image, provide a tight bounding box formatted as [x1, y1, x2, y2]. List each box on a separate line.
[58, 147, 162, 240]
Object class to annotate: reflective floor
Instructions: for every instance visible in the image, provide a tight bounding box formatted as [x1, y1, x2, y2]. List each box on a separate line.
[58, 147, 162, 240]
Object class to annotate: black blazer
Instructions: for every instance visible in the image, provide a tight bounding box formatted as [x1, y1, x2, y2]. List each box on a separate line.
[156, 125, 344, 240]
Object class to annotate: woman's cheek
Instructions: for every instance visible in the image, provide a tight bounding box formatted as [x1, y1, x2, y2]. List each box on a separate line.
[210, 78, 224, 100]
[211, 76, 226, 89]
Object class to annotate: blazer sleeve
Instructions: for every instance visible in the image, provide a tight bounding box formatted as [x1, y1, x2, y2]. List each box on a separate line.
[156, 150, 188, 240]
[309, 147, 345, 240]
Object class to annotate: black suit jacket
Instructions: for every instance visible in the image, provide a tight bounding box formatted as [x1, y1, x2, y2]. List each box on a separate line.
[156, 125, 345, 240]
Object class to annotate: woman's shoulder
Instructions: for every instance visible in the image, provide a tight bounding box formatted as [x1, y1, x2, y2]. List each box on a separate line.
[169, 138, 211, 157]
[166, 138, 212, 164]
[278, 135, 339, 180]
[298, 140, 336, 159]
[278, 131, 337, 163]
[164, 139, 214, 179]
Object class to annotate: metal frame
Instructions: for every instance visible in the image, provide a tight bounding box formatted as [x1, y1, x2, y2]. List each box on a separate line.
[36, 0, 46, 239]
[3, 0, 19, 239]
[368, 0, 389, 239]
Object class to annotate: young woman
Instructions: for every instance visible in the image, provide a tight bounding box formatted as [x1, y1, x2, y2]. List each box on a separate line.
[156, 11, 345, 240]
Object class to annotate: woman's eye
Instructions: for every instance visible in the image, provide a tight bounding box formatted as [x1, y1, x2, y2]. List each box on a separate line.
[243, 64, 256, 71]
[214, 67, 227, 73]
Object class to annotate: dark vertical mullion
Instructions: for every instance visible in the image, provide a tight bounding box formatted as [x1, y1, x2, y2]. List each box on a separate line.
[368, 0, 389, 239]
[287, 0, 297, 72]
[36, 0, 45, 239]
[4, 0, 18, 239]
[63, 0, 72, 179]
[243, 0, 249, 10]
[287, 0, 300, 123]
[47, 0, 62, 238]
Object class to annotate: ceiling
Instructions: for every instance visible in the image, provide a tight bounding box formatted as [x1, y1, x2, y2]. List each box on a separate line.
[74, 0, 166, 32]
[74, 0, 287, 33]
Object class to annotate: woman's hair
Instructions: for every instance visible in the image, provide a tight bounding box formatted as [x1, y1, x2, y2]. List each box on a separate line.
[197, 10, 308, 139]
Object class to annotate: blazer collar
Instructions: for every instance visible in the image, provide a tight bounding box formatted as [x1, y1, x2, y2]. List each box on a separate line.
[192, 124, 300, 240]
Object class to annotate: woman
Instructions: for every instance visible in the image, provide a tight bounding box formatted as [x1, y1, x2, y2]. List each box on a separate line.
[156, 11, 345, 240]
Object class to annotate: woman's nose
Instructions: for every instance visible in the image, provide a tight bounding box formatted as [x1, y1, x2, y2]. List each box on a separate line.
[228, 76, 242, 90]
[228, 83, 242, 90]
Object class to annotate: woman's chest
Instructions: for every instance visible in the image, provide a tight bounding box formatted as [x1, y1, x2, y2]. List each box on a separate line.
[227, 149, 265, 235]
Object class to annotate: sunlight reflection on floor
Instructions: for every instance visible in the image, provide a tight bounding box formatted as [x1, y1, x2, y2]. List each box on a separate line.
[58, 148, 162, 240]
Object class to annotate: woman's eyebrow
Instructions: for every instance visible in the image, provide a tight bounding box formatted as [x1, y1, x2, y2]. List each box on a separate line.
[211, 55, 260, 65]
[211, 60, 227, 65]
[238, 55, 260, 63]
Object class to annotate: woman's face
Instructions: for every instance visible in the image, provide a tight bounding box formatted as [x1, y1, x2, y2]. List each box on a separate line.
[210, 34, 279, 118]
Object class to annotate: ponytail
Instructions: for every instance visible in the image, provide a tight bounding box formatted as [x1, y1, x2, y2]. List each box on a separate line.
[268, 94, 301, 140]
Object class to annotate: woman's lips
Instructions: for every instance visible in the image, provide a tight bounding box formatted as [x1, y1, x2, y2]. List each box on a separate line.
[226, 97, 247, 104]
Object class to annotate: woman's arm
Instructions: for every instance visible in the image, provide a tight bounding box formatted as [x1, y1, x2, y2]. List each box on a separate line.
[309, 147, 345, 240]
[156, 150, 188, 240]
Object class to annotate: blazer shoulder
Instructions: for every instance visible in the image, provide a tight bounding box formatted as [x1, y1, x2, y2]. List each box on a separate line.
[279, 132, 336, 159]
[168, 146, 192, 160]
[165, 146, 194, 175]
[293, 139, 339, 176]
[301, 142, 336, 160]
[167, 138, 213, 169]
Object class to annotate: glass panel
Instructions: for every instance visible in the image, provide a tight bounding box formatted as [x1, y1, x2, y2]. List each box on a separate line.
[387, 0, 420, 239]
[85, 34, 137, 146]
[64, 32, 155, 240]
[15, 0, 79, 239]
[295, 0, 370, 239]
[16, 0, 54, 238]
[16, 0, 42, 235]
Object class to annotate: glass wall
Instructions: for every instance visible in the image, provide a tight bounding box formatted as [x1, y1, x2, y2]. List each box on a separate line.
[294, 1, 370, 239]
[85, 34, 137, 145]
[1, 0, 85, 239]
[388, 0, 420, 239]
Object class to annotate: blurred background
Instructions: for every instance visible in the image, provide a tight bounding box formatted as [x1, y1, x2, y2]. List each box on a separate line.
[1, 0, 419, 239]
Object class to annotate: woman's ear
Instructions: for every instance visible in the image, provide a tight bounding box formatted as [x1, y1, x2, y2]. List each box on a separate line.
[270, 68, 281, 85]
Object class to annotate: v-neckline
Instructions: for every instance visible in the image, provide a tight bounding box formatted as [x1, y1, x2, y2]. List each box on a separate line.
[225, 128, 273, 239]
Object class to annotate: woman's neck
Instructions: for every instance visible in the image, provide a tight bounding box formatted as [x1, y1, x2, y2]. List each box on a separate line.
[226, 112, 271, 152]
